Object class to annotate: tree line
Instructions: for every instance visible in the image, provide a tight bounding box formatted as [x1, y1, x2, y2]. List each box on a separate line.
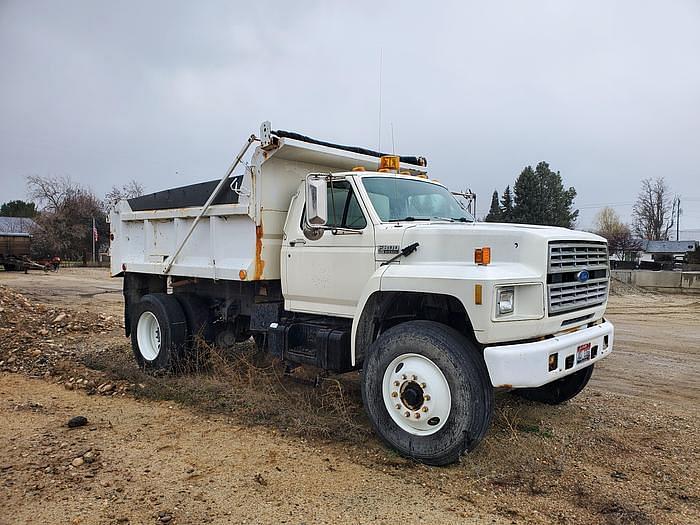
[483, 161, 680, 258]
[2, 167, 681, 261]
[484, 161, 578, 228]
[0, 176, 144, 260]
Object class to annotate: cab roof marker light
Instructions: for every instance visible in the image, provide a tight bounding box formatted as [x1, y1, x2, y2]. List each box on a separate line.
[379, 155, 400, 173]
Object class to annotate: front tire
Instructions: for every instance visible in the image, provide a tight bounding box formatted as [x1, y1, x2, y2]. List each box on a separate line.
[514, 364, 594, 405]
[361, 321, 494, 466]
[131, 293, 188, 373]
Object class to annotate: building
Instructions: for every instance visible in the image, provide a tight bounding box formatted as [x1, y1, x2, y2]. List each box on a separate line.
[0, 216, 37, 234]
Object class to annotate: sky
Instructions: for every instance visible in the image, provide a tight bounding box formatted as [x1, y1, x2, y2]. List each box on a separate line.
[1, 1, 699, 231]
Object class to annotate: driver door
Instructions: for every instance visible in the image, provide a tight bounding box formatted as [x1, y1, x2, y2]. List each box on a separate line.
[283, 178, 375, 318]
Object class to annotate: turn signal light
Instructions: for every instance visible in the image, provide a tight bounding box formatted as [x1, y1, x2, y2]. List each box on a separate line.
[475, 247, 491, 265]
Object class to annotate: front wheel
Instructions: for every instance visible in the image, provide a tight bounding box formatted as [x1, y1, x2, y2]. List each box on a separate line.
[513, 364, 594, 405]
[361, 321, 494, 466]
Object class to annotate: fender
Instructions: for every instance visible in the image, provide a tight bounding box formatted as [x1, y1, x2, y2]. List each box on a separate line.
[351, 262, 545, 365]
[350, 266, 388, 365]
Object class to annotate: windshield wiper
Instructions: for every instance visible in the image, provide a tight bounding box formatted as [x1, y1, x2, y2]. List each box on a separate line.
[381, 242, 420, 266]
[388, 216, 428, 222]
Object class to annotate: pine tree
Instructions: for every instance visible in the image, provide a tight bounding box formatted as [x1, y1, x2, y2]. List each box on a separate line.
[512, 162, 578, 228]
[484, 190, 503, 222]
[500, 186, 514, 222]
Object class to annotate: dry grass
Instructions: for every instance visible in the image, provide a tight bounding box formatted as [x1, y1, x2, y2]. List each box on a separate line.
[83, 338, 371, 443]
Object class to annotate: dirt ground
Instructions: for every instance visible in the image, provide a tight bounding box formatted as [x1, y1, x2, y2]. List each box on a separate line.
[1, 269, 699, 525]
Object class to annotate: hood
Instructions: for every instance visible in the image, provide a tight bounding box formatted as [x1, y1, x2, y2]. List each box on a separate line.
[375, 221, 606, 272]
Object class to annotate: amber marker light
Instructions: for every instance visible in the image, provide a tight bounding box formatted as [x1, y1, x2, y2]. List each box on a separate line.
[379, 155, 400, 173]
[475, 247, 491, 265]
[239, 269, 248, 280]
[474, 284, 483, 305]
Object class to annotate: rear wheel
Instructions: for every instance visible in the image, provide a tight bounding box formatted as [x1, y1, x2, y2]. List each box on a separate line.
[361, 320, 493, 466]
[131, 293, 187, 373]
[514, 364, 594, 405]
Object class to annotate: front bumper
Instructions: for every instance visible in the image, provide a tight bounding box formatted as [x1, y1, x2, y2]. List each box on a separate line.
[483, 320, 614, 388]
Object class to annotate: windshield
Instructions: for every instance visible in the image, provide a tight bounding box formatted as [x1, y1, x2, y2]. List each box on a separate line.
[361, 177, 474, 222]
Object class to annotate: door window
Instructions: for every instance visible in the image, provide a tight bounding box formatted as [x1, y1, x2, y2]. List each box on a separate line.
[302, 180, 367, 230]
[328, 181, 367, 229]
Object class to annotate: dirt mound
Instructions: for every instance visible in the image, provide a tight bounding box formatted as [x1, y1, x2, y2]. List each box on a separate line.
[0, 285, 123, 394]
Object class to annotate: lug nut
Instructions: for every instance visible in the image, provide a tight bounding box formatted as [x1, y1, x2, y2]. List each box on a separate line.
[411, 375, 417, 381]
[421, 382, 426, 388]
[414, 413, 421, 419]
[393, 380, 400, 387]
[395, 404, 401, 410]
[404, 411, 411, 418]
[424, 394, 431, 401]
[401, 374, 407, 380]
[391, 391, 398, 398]
[421, 406, 428, 413]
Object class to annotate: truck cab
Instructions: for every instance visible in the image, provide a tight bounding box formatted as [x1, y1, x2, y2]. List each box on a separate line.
[111, 122, 614, 465]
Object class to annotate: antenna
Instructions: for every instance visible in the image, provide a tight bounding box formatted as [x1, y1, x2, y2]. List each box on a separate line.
[378, 49, 383, 151]
[390, 122, 395, 155]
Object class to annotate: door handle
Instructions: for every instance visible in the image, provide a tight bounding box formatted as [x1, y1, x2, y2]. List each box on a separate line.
[289, 239, 307, 246]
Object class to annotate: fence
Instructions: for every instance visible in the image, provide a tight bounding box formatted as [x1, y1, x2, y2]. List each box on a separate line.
[611, 270, 700, 294]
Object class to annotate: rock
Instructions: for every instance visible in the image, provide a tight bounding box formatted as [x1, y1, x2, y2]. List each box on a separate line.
[53, 313, 67, 323]
[254, 473, 268, 486]
[67, 415, 88, 428]
[159, 515, 172, 523]
[72, 457, 84, 467]
[98, 383, 114, 394]
[31, 349, 42, 357]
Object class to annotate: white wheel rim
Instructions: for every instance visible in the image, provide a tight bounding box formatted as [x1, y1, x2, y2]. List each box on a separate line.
[382, 353, 451, 436]
[137, 311, 161, 361]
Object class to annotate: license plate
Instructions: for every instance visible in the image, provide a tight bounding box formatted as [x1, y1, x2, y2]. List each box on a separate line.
[576, 342, 591, 364]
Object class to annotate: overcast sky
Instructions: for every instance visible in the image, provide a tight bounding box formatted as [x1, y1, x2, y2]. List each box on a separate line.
[1, 1, 699, 231]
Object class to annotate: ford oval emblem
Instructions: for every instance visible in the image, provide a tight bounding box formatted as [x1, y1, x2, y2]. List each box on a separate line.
[577, 270, 590, 283]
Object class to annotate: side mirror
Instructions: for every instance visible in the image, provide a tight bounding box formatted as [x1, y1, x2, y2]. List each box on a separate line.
[305, 174, 328, 227]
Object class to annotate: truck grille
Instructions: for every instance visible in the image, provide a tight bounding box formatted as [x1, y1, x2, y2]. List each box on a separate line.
[547, 241, 609, 315]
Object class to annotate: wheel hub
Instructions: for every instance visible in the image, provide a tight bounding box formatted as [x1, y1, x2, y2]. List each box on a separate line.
[136, 311, 162, 362]
[400, 381, 424, 411]
[382, 353, 451, 435]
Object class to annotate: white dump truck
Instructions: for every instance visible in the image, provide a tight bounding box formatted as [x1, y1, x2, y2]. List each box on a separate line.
[110, 122, 614, 465]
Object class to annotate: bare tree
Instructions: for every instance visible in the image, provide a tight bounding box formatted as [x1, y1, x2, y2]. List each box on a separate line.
[632, 177, 674, 240]
[104, 180, 145, 211]
[25, 175, 107, 259]
[26, 175, 80, 213]
[593, 207, 640, 260]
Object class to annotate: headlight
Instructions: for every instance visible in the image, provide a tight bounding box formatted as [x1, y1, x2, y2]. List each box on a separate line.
[497, 287, 514, 315]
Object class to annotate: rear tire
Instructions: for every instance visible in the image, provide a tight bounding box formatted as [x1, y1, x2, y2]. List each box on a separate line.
[131, 293, 187, 373]
[361, 320, 493, 466]
[175, 293, 215, 370]
[514, 364, 594, 405]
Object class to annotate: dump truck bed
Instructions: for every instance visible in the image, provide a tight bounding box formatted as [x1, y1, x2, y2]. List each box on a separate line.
[109, 129, 427, 281]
